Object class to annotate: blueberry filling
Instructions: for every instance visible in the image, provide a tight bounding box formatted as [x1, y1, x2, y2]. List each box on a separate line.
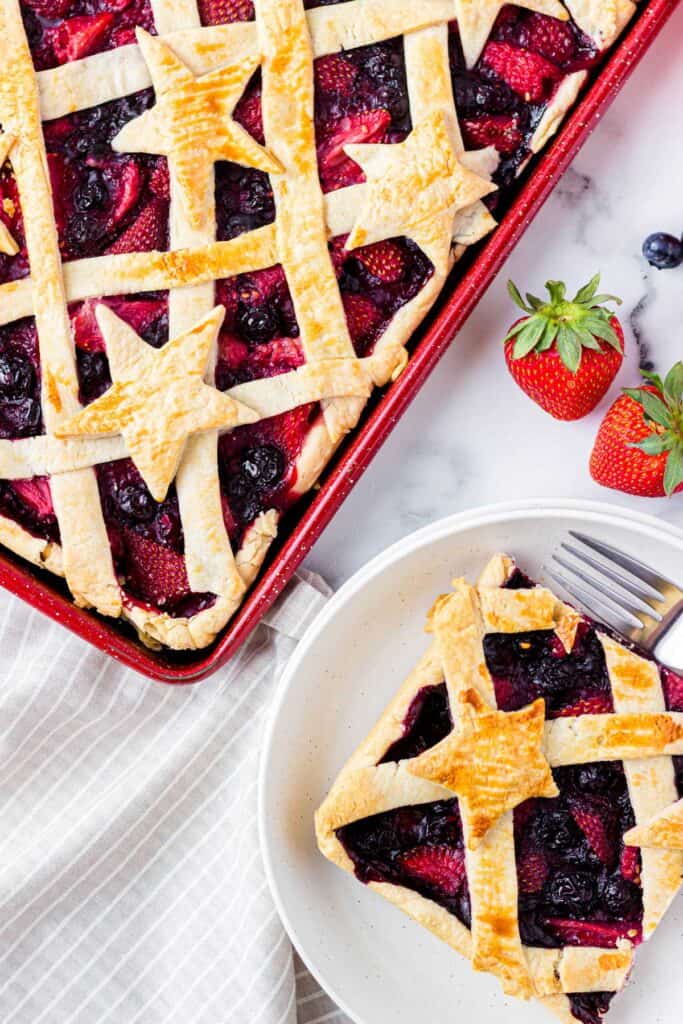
[0, 320, 43, 439]
[484, 626, 612, 716]
[380, 684, 452, 764]
[43, 91, 169, 260]
[337, 799, 472, 928]
[448, 9, 599, 193]
[569, 993, 615, 1024]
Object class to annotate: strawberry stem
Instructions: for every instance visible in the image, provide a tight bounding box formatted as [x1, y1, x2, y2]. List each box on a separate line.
[506, 274, 622, 372]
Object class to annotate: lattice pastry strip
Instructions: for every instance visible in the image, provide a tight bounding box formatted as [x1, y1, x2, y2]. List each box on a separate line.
[316, 555, 683, 1020]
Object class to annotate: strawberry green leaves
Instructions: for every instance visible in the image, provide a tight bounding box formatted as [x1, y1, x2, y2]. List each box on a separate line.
[625, 362, 683, 496]
[505, 273, 622, 372]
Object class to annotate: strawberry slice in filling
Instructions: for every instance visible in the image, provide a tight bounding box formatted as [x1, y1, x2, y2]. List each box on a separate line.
[20, 0, 156, 72]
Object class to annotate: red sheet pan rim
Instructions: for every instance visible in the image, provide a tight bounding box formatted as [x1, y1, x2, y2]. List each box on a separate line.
[0, 0, 676, 682]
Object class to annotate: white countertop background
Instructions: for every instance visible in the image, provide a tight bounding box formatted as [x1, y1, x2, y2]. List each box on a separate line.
[305, 6, 683, 589]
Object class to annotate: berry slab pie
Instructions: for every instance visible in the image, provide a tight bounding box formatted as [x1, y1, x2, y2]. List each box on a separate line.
[316, 556, 683, 1024]
[0, 0, 639, 650]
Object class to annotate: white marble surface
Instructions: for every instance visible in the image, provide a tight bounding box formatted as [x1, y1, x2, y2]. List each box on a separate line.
[306, 8, 683, 589]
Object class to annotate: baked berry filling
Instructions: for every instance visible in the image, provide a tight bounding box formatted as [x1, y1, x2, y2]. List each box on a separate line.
[97, 459, 214, 618]
[0, 477, 59, 543]
[379, 683, 453, 764]
[449, 7, 599, 192]
[662, 667, 683, 798]
[0, 318, 43, 439]
[69, 291, 211, 616]
[198, 0, 255, 26]
[43, 90, 169, 260]
[314, 38, 410, 193]
[484, 623, 614, 717]
[70, 292, 168, 404]
[20, 0, 155, 72]
[338, 799, 472, 928]
[0, 160, 29, 286]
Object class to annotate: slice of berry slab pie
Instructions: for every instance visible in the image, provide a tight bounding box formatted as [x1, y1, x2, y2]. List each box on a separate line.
[316, 555, 683, 1024]
[0, 0, 639, 649]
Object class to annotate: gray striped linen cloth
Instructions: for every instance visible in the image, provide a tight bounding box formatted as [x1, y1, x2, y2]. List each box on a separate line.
[0, 571, 350, 1024]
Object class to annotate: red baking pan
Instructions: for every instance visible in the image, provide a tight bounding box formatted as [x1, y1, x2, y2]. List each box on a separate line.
[1, 0, 678, 681]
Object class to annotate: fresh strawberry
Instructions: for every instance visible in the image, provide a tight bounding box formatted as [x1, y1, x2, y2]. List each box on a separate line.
[353, 240, 406, 284]
[461, 114, 523, 155]
[317, 109, 391, 192]
[619, 845, 641, 884]
[552, 694, 613, 718]
[106, 198, 168, 254]
[342, 293, 382, 350]
[661, 667, 683, 711]
[504, 273, 624, 420]
[590, 364, 683, 497]
[11, 478, 54, 519]
[234, 83, 265, 145]
[149, 160, 170, 200]
[544, 918, 640, 948]
[197, 0, 254, 24]
[522, 13, 577, 65]
[399, 845, 466, 896]
[315, 54, 358, 98]
[481, 41, 561, 102]
[121, 529, 190, 608]
[568, 799, 616, 866]
[517, 848, 549, 893]
[48, 13, 114, 64]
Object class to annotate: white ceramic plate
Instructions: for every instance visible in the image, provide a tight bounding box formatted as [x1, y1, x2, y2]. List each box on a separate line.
[258, 499, 683, 1024]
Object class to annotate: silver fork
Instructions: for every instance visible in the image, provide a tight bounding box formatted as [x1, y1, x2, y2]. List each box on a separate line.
[544, 532, 683, 671]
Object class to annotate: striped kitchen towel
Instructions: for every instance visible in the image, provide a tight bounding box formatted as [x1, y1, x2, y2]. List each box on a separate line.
[0, 571, 349, 1024]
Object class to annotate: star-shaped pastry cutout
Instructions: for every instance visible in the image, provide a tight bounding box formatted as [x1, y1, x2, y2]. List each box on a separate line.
[624, 797, 683, 851]
[344, 111, 497, 268]
[55, 305, 258, 502]
[112, 29, 281, 229]
[408, 688, 558, 849]
[0, 133, 19, 257]
[453, 0, 569, 68]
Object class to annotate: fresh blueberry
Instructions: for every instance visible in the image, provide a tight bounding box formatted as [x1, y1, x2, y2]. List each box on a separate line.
[574, 763, 619, 794]
[0, 351, 35, 399]
[1, 397, 41, 436]
[74, 172, 109, 213]
[241, 444, 285, 489]
[642, 232, 683, 270]
[76, 350, 111, 404]
[237, 303, 278, 345]
[117, 484, 156, 523]
[599, 875, 641, 918]
[544, 871, 598, 914]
